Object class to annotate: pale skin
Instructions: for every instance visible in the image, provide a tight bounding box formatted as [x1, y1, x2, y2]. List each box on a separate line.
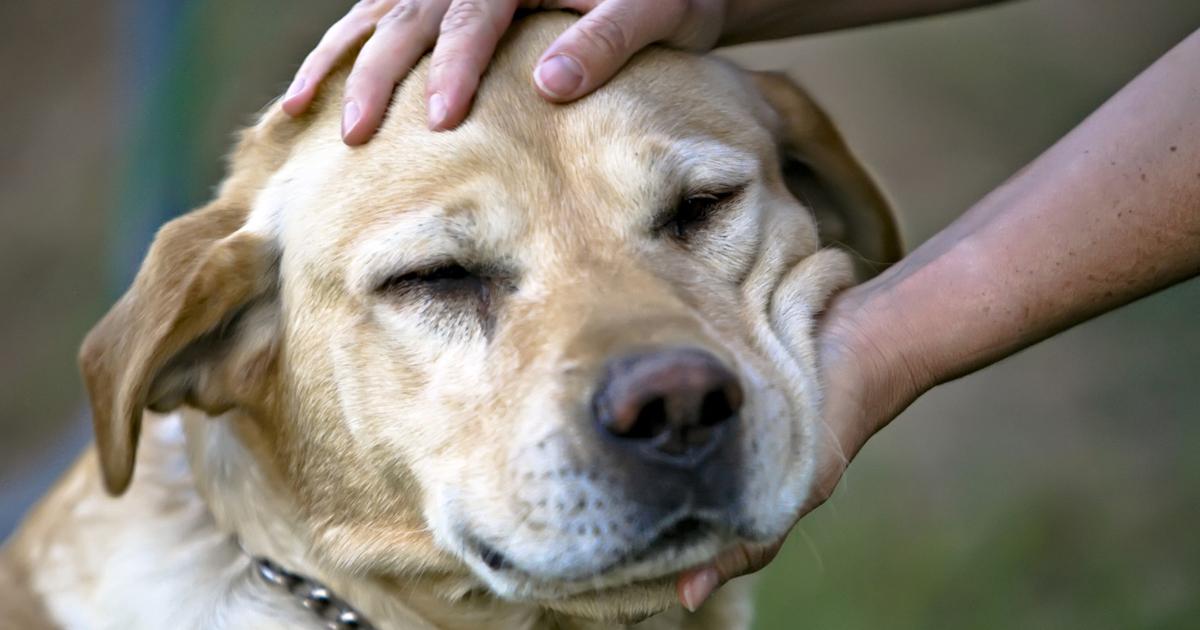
[284, 0, 1200, 612]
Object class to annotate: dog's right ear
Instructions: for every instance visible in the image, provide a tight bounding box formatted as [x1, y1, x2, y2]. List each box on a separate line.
[79, 108, 299, 496]
[79, 202, 278, 495]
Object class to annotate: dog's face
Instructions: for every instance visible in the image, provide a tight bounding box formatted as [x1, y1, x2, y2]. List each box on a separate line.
[79, 14, 898, 622]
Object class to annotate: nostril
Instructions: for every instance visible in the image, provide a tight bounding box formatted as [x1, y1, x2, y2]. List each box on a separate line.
[626, 397, 669, 440]
[699, 387, 738, 428]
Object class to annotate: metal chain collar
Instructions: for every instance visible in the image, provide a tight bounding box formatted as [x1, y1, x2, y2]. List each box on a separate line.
[254, 557, 375, 630]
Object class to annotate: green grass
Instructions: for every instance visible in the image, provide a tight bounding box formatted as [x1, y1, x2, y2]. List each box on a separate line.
[752, 457, 1200, 629]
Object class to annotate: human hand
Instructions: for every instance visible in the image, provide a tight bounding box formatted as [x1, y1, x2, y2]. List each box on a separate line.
[676, 283, 926, 611]
[281, 0, 727, 143]
[679, 25, 1200, 607]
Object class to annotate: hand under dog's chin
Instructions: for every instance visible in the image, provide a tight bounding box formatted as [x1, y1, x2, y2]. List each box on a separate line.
[472, 533, 725, 600]
[533, 575, 681, 624]
[445, 525, 763, 622]
[487, 550, 717, 623]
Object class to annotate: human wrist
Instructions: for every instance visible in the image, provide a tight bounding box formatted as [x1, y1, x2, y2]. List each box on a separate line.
[716, 0, 796, 46]
[823, 227, 1001, 415]
[819, 279, 932, 440]
[717, 1, 1015, 47]
[842, 223, 1042, 407]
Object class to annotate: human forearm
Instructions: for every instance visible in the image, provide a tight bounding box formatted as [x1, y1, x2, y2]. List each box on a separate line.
[843, 28, 1200, 421]
[678, 19, 1199, 616]
[720, 0, 1012, 45]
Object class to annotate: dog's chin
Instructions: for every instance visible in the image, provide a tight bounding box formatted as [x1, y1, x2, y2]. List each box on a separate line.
[485, 533, 721, 596]
[468, 537, 722, 623]
[447, 518, 749, 622]
[432, 489, 801, 619]
[532, 574, 680, 624]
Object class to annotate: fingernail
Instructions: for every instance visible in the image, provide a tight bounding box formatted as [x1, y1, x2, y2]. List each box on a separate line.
[342, 100, 360, 138]
[285, 76, 306, 100]
[681, 568, 719, 612]
[535, 55, 583, 98]
[428, 93, 447, 129]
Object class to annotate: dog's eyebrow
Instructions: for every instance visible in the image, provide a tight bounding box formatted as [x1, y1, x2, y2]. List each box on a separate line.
[662, 139, 759, 190]
[346, 210, 469, 294]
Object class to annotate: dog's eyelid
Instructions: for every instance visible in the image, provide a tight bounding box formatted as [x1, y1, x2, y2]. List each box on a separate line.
[372, 258, 517, 296]
[375, 260, 470, 289]
[653, 183, 748, 238]
[346, 213, 470, 295]
[683, 184, 745, 204]
[682, 180, 749, 199]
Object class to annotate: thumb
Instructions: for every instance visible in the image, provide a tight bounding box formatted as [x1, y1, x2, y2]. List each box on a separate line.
[532, 0, 685, 101]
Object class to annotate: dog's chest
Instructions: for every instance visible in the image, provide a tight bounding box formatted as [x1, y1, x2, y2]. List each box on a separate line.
[5, 416, 321, 629]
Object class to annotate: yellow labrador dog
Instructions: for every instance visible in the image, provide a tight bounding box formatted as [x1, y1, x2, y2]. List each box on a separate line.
[1, 13, 899, 630]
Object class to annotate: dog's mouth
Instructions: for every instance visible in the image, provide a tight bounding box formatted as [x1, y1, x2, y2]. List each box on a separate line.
[626, 516, 712, 563]
[465, 514, 722, 587]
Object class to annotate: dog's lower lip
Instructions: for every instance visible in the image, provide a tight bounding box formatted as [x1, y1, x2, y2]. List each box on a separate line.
[629, 516, 711, 562]
[464, 516, 722, 581]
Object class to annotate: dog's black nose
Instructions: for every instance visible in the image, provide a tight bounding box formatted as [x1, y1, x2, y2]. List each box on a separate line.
[593, 348, 742, 466]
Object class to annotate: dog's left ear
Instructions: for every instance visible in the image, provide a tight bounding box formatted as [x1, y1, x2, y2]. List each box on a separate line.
[751, 71, 903, 274]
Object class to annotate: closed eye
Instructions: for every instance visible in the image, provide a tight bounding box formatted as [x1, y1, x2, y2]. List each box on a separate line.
[656, 187, 743, 240]
[376, 263, 485, 300]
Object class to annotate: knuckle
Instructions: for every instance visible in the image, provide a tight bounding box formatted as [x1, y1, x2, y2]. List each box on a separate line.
[578, 12, 630, 58]
[751, 543, 777, 570]
[724, 543, 772, 579]
[724, 545, 754, 578]
[670, 0, 715, 47]
[808, 464, 845, 510]
[812, 481, 835, 507]
[441, 0, 488, 35]
[799, 489, 831, 517]
[351, 0, 390, 15]
[330, 16, 374, 43]
[378, 0, 421, 26]
[342, 0, 407, 35]
[662, 0, 689, 21]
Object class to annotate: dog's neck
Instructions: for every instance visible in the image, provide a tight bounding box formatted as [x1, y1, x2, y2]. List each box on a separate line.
[247, 555, 374, 627]
[177, 409, 583, 630]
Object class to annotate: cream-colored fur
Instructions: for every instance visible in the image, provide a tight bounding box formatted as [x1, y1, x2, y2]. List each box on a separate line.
[1, 13, 898, 630]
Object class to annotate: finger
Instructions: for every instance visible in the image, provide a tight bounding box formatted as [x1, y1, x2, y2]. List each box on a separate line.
[800, 445, 848, 515]
[677, 566, 719, 613]
[342, 1, 446, 144]
[532, 0, 687, 102]
[676, 540, 784, 611]
[282, 0, 399, 116]
[425, 0, 520, 130]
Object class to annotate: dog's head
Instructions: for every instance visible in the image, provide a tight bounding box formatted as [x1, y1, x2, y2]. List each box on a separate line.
[79, 13, 898, 622]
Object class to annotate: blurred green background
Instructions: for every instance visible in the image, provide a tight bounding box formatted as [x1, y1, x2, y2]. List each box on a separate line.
[1, 1, 1197, 628]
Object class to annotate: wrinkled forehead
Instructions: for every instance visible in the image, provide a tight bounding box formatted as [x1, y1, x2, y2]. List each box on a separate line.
[253, 45, 773, 283]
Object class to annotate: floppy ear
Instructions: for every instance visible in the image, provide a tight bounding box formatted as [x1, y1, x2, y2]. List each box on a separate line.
[751, 71, 903, 274]
[79, 102, 307, 496]
[79, 199, 280, 495]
